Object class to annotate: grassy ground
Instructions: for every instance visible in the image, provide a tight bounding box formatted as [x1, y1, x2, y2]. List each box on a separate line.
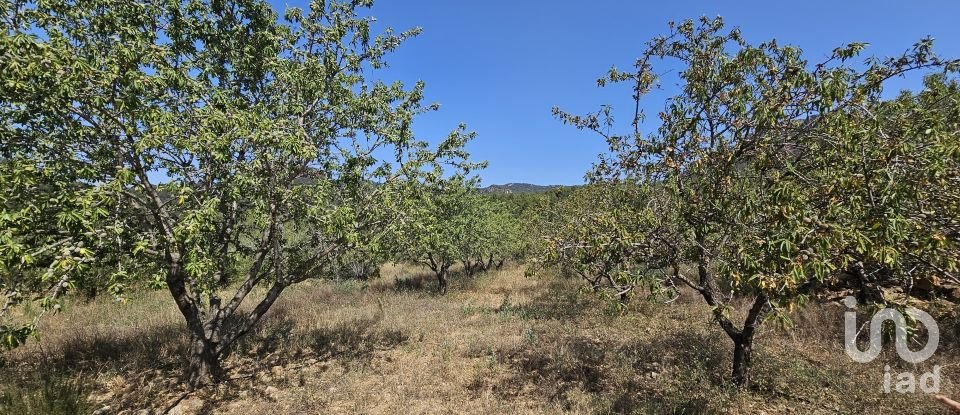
[1, 264, 958, 414]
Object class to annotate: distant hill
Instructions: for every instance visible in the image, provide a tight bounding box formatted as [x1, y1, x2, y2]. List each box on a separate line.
[479, 183, 560, 194]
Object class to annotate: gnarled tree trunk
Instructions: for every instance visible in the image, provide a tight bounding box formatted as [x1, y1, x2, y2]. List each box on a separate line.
[676, 236, 770, 388]
[187, 335, 222, 387]
[428, 254, 451, 295]
[167, 250, 289, 388]
[731, 334, 753, 386]
[730, 295, 766, 387]
[436, 267, 448, 295]
[462, 259, 475, 276]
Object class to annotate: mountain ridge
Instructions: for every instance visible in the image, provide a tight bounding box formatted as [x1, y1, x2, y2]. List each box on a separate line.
[479, 182, 562, 194]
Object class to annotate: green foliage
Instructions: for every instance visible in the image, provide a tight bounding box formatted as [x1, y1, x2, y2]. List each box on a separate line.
[327, 246, 383, 281]
[530, 183, 675, 303]
[389, 176, 476, 291]
[389, 176, 526, 293]
[465, 195, 526, 269]
[1, 0, 479, 385]
[812, 74, 960, 296]
[553, 16, 960, 385]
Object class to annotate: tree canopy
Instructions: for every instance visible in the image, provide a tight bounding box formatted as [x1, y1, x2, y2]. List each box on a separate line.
[1, 0, 477, 386]
[553, 16, 960, 385]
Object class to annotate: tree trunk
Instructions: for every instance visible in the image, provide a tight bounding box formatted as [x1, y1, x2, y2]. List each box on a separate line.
[730, 295, 767, 387]
[731, 334, 753, 387]
[686, 231, 766, 388]
[166, 251, 289, 389]
[852, 261, 883, 304]
[187, 334, 222, 388]
[436, 267, 448, 295]
[82, 285, 99, 302]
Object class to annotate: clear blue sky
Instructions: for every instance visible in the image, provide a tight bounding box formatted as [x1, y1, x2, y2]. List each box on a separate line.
[272, 1, 960, 186]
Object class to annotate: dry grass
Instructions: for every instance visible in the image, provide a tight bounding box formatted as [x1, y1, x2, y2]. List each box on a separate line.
[2, 264, 959, 414]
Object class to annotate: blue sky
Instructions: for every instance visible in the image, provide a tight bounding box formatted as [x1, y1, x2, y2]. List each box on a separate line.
[273, 1, 960, 185]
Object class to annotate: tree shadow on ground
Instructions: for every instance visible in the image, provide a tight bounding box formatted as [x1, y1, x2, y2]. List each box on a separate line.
[373, 267, 488, 295]
[231, 305, 408, 366]
[470, 329, 731, 414]
[509, 279, 597, 321]
[9, 301, 409, 388]
[465, 334, 605, 408]
[36, 323, 190, 374]
[944, 312, 960, 353]
[1, 305, 411, 410]
[0, 323, 194, 412]
[608, 330, 731, 414]
[373, 272, 433, 294]
[0, 372, 93, 415]
[308, 317, 407, 362]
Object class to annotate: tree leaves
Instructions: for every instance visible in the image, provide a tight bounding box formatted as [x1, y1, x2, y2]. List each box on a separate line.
[1, 0, 480, 362]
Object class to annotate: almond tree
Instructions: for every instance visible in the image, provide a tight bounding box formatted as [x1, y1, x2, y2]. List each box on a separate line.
[812, 74, 960, 302]
[555, 17, 958, 385]
[532, 184, 670, 303]
[2, 0, 475, 387]
[393, 176, 479, 294]
[460, 197, 524, 275]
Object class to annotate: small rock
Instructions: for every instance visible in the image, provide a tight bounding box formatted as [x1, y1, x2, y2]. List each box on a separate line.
[263, 386, 283, 401]
[92, 406, 112, 415]
[168, 397, 204, 415]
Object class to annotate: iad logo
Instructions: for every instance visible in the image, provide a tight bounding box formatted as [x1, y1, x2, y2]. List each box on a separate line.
[843, 296, 939, 363]
[843, 296, 941, 393]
